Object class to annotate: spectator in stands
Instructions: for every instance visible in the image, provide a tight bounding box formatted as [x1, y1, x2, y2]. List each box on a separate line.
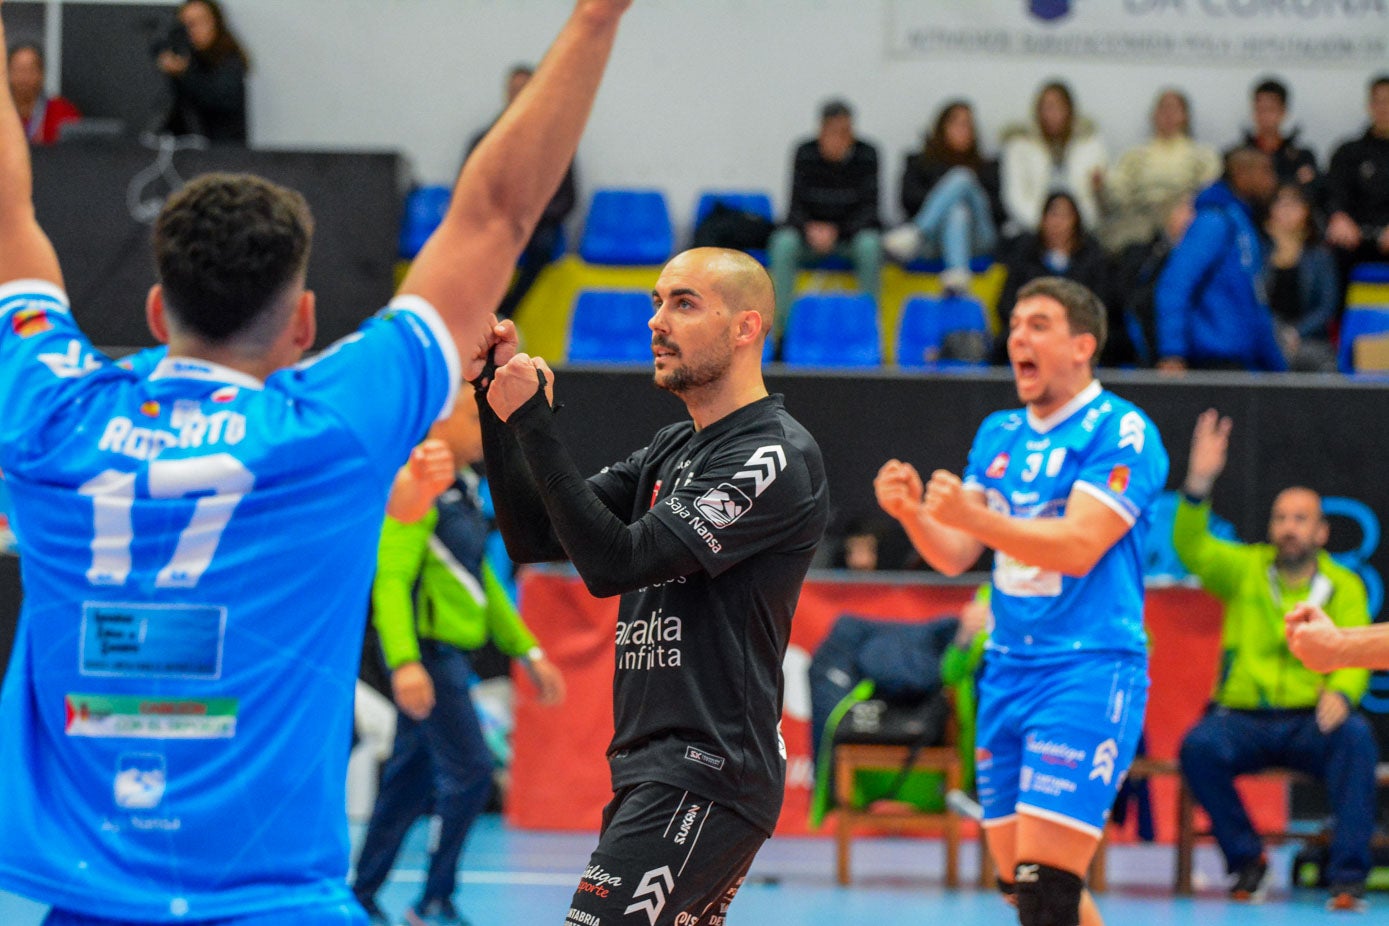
[882, 100, 1004, 295]
[768, 99, 881, 342]
[1325, 74, 1389, 280]
[154, 0, 248, 143]
[1228, 77, 1320, 195]
[1100, 88, 1219, 253]
[832, 515, 890, 571]
[999, 80, 1108, 237]
[1175, 409, 1378, 912]
[1113, 193, 1196, 367]
[7, 43, 78, 144]
[466, 64, 576, 319]
[1265, 183, 1338, 371]
[1154, 148, 1285, 372]
[995, 192, 1113, 362]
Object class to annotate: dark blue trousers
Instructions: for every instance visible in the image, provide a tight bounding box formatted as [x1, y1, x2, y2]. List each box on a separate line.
[1179, 705, 1379, 885]
[352, 640, 494, 908]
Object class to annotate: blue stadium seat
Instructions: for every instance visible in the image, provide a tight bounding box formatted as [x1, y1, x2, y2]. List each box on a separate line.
[1336, 306, 1389, 373]
[1349, 263, 1389, 285]
[579, 189, 673, 265]
[899, 255, 996, 275]
[566, 290, 654, 364]
[781, 293, 881, 367]
[398, 185, 450, 259]
[693, 190, 773, 227]
[896, 294, 990, 368]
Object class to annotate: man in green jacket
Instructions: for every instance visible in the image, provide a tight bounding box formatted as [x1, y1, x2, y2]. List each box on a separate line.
[1175, 409, 1378, 912]
[352, 398, 564, 926]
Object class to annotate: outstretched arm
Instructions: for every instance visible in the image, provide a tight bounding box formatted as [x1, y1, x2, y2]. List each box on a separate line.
[0, 2, 63, 287]
[399, 0, 630, 368]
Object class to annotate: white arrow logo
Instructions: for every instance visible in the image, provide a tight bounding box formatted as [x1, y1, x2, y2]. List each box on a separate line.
[1117, 412, 1146, 454]
[733, 445, 786, 497]
[624, 865, 675, 926]
[38, 340, 102, 380]
[1089, 738, 1118, 786]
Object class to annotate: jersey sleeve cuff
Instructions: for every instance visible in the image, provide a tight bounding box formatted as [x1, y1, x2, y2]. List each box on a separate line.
[0, 279, 70, 317]
[387, 294, 461, 421]
[1073, 481, 1137, 526]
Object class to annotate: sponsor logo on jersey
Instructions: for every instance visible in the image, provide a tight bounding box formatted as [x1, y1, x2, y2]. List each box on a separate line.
[1090, 738, 1119, 785]
[97, 408, 247, 461]
[672, 800, 703, 845]
[577, 864, 623, 899]
[1107, 465, 1130, 494]
[650, 479, 662, 510]
[975, 747, 993, 771]
[66, 693, 237, 739]
[615, 610, 683, 670]
[693, 483, 752, 528]
[11, 307, 51, 338]
[625, 866, 675, 926]
[38, 339, 102, 379]
[986, 452, 1010, 479]
[734, 445, 786, 497]
[684, 746, 725, 772]
[1118, 411, 1146, 453]
[664, 496, 723, 555]
[1026, 734, 1086, 768]
[114, 753, 167, 809]
[139, 401, 161, 418]
[210, 386, 238, 403]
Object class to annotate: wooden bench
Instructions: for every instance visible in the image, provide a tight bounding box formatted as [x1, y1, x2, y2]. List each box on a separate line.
[833, 741, 992, 888]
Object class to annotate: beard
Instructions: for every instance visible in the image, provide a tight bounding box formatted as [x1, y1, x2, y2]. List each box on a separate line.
[653, 338, 733, 394]
[1274, 538, 1316, 570]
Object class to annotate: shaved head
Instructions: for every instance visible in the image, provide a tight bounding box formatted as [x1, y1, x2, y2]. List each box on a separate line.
[672, 247, 775, 340]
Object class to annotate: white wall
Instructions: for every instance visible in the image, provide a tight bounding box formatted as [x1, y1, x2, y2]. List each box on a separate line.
[74, 0, 1382, 237]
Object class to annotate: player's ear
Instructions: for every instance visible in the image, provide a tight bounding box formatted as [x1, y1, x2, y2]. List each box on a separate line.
[145, 285, 171, 344]
[291, 290, 317, 351]
[735, 309, 763, 347]
[1074, 332, 1097, 366]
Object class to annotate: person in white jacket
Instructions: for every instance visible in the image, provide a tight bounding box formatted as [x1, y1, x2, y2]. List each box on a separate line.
[1001, 81, 1108, 237]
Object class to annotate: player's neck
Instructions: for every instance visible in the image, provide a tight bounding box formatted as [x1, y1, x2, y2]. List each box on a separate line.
[164, 337, 286, 384]
[1028, 376, 1097, 423]
[682, 376, 769, 431]
[1277, 557, 1317, 584]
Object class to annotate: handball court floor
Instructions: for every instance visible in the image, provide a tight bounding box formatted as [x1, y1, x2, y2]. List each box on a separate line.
[0, 816, 1370, 925]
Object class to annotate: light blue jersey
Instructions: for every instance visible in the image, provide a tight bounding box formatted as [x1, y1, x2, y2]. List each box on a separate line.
[0, 280, 459, 922]
[962, 381, 1169, 659]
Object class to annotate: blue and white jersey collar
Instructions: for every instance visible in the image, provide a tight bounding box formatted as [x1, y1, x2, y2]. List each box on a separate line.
[1026, 379, 1101, 434]
[148, 355, 265, 390]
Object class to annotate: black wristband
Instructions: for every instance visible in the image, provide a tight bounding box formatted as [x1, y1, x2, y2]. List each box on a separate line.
[469, 346, 498, 396]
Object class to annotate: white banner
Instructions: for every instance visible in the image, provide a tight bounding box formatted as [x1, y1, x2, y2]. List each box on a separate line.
[887, 0, 1389, 68]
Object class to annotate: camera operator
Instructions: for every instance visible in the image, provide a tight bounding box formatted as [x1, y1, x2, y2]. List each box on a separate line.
[153, 0, 247, 144]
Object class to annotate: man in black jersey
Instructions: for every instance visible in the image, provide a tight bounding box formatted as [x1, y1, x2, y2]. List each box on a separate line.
[476, 247, 829, 926]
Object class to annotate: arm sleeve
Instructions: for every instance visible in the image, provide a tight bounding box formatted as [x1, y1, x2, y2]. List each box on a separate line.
[1171, 497, 1249, 600]
[1071, 407, 1169, 528]
[478, 389, 567, 563]
[1155, 212, 1226, 359]
[1324, 570, 1372, 704]
[371, 515, 431, 669]
[481, 559, 539, 657]
[507, 393, 702, 597]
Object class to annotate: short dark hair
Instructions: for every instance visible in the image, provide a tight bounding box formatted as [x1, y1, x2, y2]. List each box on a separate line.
[153, 173, 314, 344]
[1253, 77, 1288, 106]
[1371, 73, 1389, 94]
[1015, 277, 1107, 366]
[820, 99, 852, 122]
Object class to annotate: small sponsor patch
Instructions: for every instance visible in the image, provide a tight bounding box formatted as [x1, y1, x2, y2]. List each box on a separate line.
[693, 483, 752, 528]
[649, 479, 662, 510]
[139, 401, 161, 418]
[1107, 464, 1130, 494]
[986, 452, 1009, 479]
[11, 307, 51, 338]
[81, 602, 226, 679]
[684, 746, 725, 771]
[66, 694, 238, 739]
[210, 386, 238, 403]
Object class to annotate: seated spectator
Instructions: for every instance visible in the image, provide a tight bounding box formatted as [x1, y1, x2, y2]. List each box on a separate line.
[7, 43, 78, 144]
[1175, 410, 1377, 912]
[1113, 193, 1196, 366]
[1100, 88, 1219, 253]
[768, 99, 881, 343]
[465, 64, 576, 320]
[882, 100, 1004, 294]
[999, 80, 1108, 236]
[154, 0, 248, 144]
[1325, 74, 1389, 281]
[1228, 77, 1320, 196]
[1155, 149, 1285, 372]
[1265, 183, 1338, 372]
[995, 192, 1112, 362]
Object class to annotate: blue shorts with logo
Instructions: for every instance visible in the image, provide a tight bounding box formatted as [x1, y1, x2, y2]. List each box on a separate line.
[974, 651, 1148, 837]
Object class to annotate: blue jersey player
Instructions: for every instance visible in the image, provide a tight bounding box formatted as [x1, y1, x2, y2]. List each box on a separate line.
[0, 2, 633, 924]
[876, 278, 1168, 926]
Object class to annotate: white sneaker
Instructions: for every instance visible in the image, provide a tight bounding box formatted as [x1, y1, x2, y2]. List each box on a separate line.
[940, 268, 973, 295]
[882, 224, 922, 262]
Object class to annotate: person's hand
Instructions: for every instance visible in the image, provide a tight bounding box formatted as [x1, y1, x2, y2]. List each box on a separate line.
[524, 654, 566, 706]
[956, 598, 990, 646]
[1296, 164, 1316, 186]
[577, 0, 633, 19]
[487, 353, 555, 422]
[1326, 212, 1362, 250]
[157, 50, 189, 77]
[1184, 409, 1232, 498]
[1156, 357, 1187, 375]
[804, 221, 838, 254]
[1378, 225, 1389, 254]
[874, 459, 924, 521]
[1277, 325, 1300, 361]
[392, 661, 435, 720]
[1315, 688, 1349, 734]
[461, 315, 520, 385]
[923, 469, 974, 530]
[407, 437, 455, 499]
[1285, 602, 1349, 674]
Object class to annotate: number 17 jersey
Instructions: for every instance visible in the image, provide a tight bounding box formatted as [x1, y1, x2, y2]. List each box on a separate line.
[0, 281, 459, 922]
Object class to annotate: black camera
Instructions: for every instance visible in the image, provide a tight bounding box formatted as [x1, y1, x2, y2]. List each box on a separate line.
[149, 21, 192, 59]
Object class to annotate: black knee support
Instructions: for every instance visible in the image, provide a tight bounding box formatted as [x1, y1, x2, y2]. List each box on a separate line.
[1014, 861, 1084, 926]
[997, 877, 1017, 907]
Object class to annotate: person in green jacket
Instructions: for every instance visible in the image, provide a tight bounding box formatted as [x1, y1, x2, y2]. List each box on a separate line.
[352, 398, 564, 926]
[1175, 409, 1378, 912]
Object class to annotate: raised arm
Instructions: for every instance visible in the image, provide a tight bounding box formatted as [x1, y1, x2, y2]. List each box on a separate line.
[398, 0, 630, 359]
[0, 2, 63, 287]
[875, 459, 985, 576]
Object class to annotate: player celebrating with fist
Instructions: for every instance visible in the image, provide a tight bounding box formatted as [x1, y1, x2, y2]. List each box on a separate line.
[876, 277, 1168, 926]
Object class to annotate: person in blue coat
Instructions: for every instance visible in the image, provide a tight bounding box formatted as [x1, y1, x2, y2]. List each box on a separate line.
[1155, 149, 1285, 372]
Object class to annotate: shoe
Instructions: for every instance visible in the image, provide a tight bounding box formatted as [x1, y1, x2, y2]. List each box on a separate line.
[358, 897, 390, 926]
[939, 267, 973, 296]
[1229, 854, 1268, 902]
[403, 898, 469, 926]
[1327, 883, 1368, 913]
[882, 224, 922, 262]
